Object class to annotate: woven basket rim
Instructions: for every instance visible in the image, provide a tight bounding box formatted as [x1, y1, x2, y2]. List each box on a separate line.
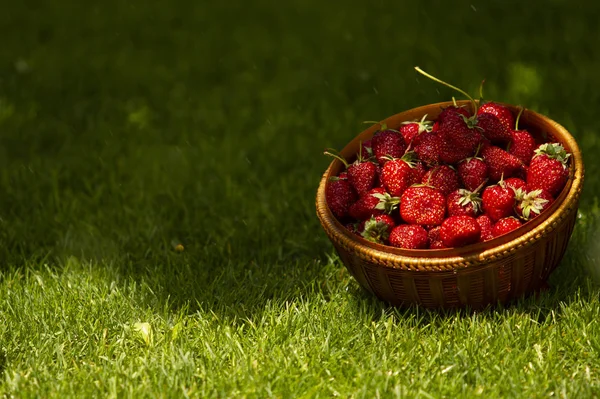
[316, 100, 584, 272]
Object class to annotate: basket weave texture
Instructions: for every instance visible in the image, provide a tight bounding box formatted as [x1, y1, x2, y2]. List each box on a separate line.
[315, 101, 584, 309]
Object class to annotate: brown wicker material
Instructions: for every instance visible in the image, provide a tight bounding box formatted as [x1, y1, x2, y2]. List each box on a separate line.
[315, 101, 584, 309]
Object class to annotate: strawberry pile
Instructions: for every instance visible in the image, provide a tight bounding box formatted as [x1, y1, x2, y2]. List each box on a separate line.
[324, 68, 571, 250]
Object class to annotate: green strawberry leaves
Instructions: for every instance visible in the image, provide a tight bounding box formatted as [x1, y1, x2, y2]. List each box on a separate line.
[533, 143, 571, 167]
[518, 189, 550, 220]
[372, 192, 401, 214]
[361, 217, 392, 243]
[455, 188, 482, 214]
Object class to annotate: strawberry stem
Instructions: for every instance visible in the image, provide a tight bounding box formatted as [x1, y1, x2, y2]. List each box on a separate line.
[363, 120, 388, 131]
[515, 107, 524, 130]
[415, 66, 478, 115]
[323, 149, 349, 168]
[478, 80, 486, 103]
[473, 142, 482, 158]
[358, 140, 363, 162]
[473, 179, 488, 194]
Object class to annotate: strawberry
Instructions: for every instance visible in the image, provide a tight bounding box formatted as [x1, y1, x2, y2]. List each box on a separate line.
[509, 130, 536, 165]
[413, 131, 444, 166]
[457, 156, 488, 192]
[515, 189, 553, 221]
[481, 145, 523, 181]
[503, 177, 527, 193]
[380, 153, 416, 197]
[360, 214, 396, 244]
[325, 176, 358, 219]
[440, 215, 481, 247]
[482, 180, 515, 222]
[438, 111, 483, 158]
[476, 112, 512, 143]
[476, 215, 494, 241]
[526, 143, 570, 196]
[427, 226, 446, 249]
[507, 107, 536, 165]
[437, 103, 471, 124]
[399, 114, 433, 144]
[400, 186, 446, 226]
[477, 102, 515, 131]
[447, 187, 483, 217]
[368, 122, 407, 165]
[348, 161, 378, 197]
[324, 149, 378, 197]
[431, 121, 440, 132]
[389, 224, 428, 249]
[492, 217, 522, 238]
[411, 161, 428, 186]
[422, 165, 460, 197]
[349, 187, 400, 221]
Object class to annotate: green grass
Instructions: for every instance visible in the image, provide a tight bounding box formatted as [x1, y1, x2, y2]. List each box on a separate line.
[2, 0, 600, 397]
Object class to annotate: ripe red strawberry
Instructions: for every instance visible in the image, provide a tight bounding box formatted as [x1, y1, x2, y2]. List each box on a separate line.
[526, 143, 570, 196]
[427, 226, 446, 249]
[437, 104, 471, 124]
[360, 214, 396, 244]
[476, 112, 512, 144]
[492, 217, 522, 238]
[326, 177, 358, 219]
[422, 165, 459, 196]
[399, 114, 433, 144]
[432, 121, 440, 132]
[348, 161, 378, 197]
[400, 186, 446, 226]
[507, 107, 536, 165]
[515, 189, 553, 221]
[481, 145, 523, 181]
[477, 102, 515, 131]
[482, 181, 515, 222]
[414, 131, 444, 166]
[437, 111, 483, 163]
[349, 187, 400, 221]
[389, 224, 428, 249]
[476, 215, 494, 241]
[509, 130, 536, 165]
[503, 177, 527, 193]
[447, 188, 482, 217]
[411, 161, 428, 186]
[380, 154, 415, 197]
[440, 215, 481, 247]
[369, 123, 407, 165]
[324, 149, 378, 197]
[457, 155, 488, 192]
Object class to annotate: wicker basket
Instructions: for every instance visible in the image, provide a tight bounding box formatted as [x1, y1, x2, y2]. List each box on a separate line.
[316, 101, 584, 309]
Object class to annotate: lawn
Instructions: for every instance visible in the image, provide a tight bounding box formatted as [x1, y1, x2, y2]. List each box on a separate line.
[2, 0, 600, 397]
